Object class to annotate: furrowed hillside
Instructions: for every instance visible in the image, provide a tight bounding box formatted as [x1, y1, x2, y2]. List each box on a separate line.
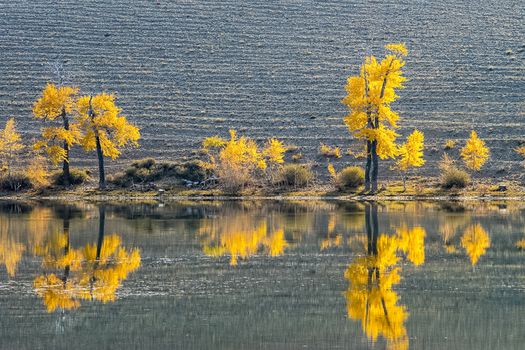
[0, 0, 523, 179]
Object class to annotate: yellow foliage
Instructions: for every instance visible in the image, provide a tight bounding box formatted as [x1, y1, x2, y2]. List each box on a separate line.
[515, 145, 525, 158]
[516, 238, 525, 249]
[385, 43, 408, 57]
[460, 224, 490, 266]
[202, 136, 227, 149]
[342, 43, 408, 165]
[76, 94, 140, 159]
[33, 83, 78, 120]
[460, 131, 490, 171]
[327, 163, 337, 179]
[319, 143, 342, 158]
[26, 154, 50, 188]
[396, 130, 425, 172]
[0, 118, 24, 171]
[444, 139, 456, 150]
[263, 137, 286, 164]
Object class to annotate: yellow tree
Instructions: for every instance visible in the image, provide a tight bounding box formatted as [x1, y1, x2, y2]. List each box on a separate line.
[460, 131, 490, 177]
[0, 118, 24, 174]
[33, 83, 80, 185]
[342, 43, 408, 193]
[395, 130, 425, 191]
[76, 94, 140, 189]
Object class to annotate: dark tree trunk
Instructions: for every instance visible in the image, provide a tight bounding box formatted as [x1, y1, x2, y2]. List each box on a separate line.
[364, 141, 372, 192]
[370, 141, 379, 193]
[61, 109, 71, 186]
[88, 96, 106, 190]
[95, 135, 105, 190]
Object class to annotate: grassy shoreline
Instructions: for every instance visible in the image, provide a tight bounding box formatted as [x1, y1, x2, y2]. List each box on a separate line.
[2, 183, 524, 202]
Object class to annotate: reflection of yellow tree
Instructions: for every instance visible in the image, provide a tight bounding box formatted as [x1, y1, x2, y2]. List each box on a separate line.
[344, 203, 426, 350]
[0, 214, 26, 277]
[344, 235, 409, 350]
[438, 214, 470, 254]
[396, 226, 426, 266]
[202, 221, 288, 266]
[33, 208, 140, 312]
[460, 224, 490, 266]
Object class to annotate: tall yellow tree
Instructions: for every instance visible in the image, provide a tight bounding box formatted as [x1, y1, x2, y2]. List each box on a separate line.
[395, 129, 425, 191]
[33, 83, 80, 185]
[342, 43, 408, 193]
[76, 94, 140, 190]
[0, 118, 24, 174]
[461, 131, 490, 175]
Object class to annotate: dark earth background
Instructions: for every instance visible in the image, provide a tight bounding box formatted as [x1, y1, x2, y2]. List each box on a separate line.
[0, 1, 523, 180]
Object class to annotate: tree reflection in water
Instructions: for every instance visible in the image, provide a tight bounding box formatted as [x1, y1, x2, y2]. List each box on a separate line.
[33, 205, 141, 313]
[344, 202, 427, 350]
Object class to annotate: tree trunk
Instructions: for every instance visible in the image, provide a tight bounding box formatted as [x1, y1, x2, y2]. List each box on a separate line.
[364, 141, 372, 192]
[61, 109, 70, 186]
[370, 141, 379, 193]
[95, 135, 105, 190]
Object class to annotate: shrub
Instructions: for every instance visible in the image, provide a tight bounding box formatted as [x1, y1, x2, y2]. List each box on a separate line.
[110, 159, 207, 188]
[0, 173, 32, 192]
[319, 143, 342, 158]
[336, 166, 365, 190]
[276, 164, 314, 188]
[444, 139, 456, 150]
[131, 158, 156, 170]
[440, 167, 471, 189]
[53, 168, 90, 186]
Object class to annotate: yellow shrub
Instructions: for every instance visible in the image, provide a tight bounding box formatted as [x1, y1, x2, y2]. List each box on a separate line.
[320, 143, 342, 158]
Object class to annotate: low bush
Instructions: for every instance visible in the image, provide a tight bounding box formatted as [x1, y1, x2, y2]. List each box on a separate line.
[336, 166, 365, 190]
[319, 143, 342, 158]
[0, 173, 32, 192]
[53, 168, 90, 186]
[276, 164, 314, 188]
[444, 139, 456, 150]
[440, 167, 471, 189]
[110, 158, 207, 188]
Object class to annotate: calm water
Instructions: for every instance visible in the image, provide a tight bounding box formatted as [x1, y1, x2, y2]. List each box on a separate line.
[0, 200, 524, 350]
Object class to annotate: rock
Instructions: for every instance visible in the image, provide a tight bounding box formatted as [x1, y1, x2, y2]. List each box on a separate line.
[497, 185, 507, 192]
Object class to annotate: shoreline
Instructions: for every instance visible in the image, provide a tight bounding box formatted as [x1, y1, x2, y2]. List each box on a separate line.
[1, 192, 525, 202]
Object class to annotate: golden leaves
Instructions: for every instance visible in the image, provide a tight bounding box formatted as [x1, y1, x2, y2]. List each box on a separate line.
[32, 83, 78, 120]
[396, 129, 425, 172]
[460, 131, 490, 171]
[76, 93, 140, 160]
[0, 118, 24, 170]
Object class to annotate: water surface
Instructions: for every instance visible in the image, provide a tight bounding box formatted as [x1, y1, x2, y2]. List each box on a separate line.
[0, 200, 524, 349]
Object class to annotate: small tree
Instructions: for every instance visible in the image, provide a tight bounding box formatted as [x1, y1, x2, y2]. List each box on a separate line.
[76, 94, 140, 190]
[0, 118, 24, 174]
[395, 130, 425, 191]
[342, 43, 408, 193]
[33, 83, 80, 185]
[460, 131, 490, 182]
[201, 130, 286, 193]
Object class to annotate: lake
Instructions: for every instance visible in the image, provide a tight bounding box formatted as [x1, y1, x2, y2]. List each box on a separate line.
[0, 200, 524, 349]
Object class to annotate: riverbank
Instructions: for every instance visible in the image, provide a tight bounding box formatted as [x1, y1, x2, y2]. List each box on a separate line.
[1, 180, 524, 202]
